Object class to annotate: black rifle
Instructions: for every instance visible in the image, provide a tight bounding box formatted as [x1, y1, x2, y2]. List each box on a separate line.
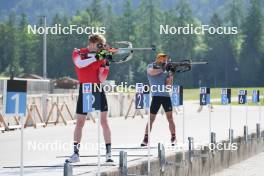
[167, 60, 208, 73]
[153, 59, 208, 74]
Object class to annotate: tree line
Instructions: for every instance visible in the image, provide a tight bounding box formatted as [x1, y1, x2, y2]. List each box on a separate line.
[0, 0, 263, 88]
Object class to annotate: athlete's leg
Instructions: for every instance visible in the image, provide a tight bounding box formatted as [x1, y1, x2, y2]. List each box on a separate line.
[141, 97, 161, 146]
[100, 111, 111, 144]
[100, 91, 111, 144]
[145, 96, 161, 133]
[100, 91, 113, 162]
[67, 115, 86, 163]
[144, 113, 157, 135]
[162, 97, 175, 136]
[165, 111, 177, 145]
[162, 97, 176, 145]
[74, 114, 86, 143]
[197, 105, 203, 112]
[141, 113, 157, 146]
[165, 111, 176, 136]
[67, 85, 86, 163]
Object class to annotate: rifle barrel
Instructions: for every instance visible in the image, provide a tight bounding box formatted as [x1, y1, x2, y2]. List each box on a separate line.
[191, 61, 208, 65]
[118, 47, 155, 51]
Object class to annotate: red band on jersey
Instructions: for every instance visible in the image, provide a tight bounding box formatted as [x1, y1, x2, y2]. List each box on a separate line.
[72, 48, 107, 83]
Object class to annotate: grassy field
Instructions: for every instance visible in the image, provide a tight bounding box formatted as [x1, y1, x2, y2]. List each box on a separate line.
[119, 86, 264, 103]
[183, 87, 264, 100]
[183, 87, 264, 106]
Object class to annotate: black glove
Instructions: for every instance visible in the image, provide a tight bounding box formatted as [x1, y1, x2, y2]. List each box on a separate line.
[95, 50, 113, 61]
[170, 67, 176, 73]
[105, 60, 110, 66]
[165, 63, 174, 72]
[105, 53, 112, 62]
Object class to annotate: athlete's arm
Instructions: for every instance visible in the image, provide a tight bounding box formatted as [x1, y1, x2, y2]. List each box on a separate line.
[72, 48, 97, 68]
[74, 55, 97, 68]
[147, 67, 163, 76]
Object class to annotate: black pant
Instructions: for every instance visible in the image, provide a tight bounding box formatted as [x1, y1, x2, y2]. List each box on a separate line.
[76, 83, 108, 114]
[150, 96, 172, 114]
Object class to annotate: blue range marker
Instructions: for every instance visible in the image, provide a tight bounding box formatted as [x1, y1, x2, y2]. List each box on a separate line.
[238, 90, 247, 104]
[200, 87, 210, 105]
[221, 88, 231, 105]
[4, 80, 27, 116]
[252, 90, 260, 103]
[135, 83, 150, 109]
[82, 83, 94, 113]
[171, 85, 183, 106]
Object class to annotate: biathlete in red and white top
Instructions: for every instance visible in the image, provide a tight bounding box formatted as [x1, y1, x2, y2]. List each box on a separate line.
[67, 34, 114, 163]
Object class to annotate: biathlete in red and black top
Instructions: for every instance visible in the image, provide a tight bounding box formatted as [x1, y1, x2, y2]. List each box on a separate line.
[67, 34, 114, 163]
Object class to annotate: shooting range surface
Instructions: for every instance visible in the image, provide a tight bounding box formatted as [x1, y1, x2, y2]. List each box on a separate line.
[0, 100, 263, 175]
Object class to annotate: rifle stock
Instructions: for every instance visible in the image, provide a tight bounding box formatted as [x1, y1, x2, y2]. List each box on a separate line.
[167, 60, 208, 73]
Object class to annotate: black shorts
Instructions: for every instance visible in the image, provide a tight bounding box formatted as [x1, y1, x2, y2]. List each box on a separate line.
[76, 83, 108, 115]
[150, 96, 172, 114]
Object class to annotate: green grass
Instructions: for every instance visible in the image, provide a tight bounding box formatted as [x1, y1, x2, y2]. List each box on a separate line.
[117, 87, 264, 102]
[116, 87, 264, 102]
[183, 87, 264, 101]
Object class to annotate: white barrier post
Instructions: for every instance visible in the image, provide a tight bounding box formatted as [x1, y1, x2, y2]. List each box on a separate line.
[97, 111, 101, 176]
[20, 116, 24, 176]
[239, 90, 248, 141]
[252, 90, 261, 139]
[147, 108, 150, 175]
[200, 87, 211, 143]
[183, 105, 185, 147]
[82, 83, 101, 175]
[229, 103, 233, 142]
[135, 83, 151, 175]
[258, 101, 262, 138]
[144, 85, 151, 175]
[221, 88, 233, 142]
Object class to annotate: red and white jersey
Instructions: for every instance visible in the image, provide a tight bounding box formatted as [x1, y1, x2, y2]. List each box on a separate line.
[72, 48, 109, 83]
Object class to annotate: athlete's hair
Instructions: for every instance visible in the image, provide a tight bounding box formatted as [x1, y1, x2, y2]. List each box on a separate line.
[88, 34, 106, 44]
[156, 53, 168, 63]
